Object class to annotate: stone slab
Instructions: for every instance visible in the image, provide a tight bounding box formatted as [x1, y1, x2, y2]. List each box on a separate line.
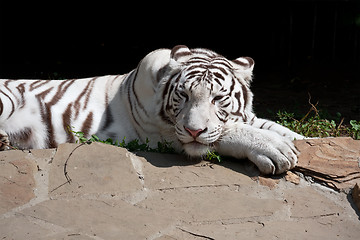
[19, 198, 172, 239]
[0, 150, 36, 215]
[1, 140, 360, 239]
[0, 148, 55, 215]
[294, 137, 360, 191]
[49, 143, 142, 199]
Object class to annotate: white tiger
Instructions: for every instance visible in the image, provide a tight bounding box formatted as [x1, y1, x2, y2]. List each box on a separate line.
[0, 45, 303, 174]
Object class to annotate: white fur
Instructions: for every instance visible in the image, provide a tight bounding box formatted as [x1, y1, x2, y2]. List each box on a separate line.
[0, 46, 304, 175]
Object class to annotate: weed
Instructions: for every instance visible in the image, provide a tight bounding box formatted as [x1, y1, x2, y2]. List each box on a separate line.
[205, 150, 222, 163]
[69, 127, 175, 154]
[350, 120, 360, 140]
[69, 128, 225, 162]
[276, 103, 358, 139]
[276, 110, 342, 137]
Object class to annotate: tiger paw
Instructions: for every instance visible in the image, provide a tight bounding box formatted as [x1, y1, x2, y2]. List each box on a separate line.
[0, 129, 10, 151]
[247, 136, 299, 175]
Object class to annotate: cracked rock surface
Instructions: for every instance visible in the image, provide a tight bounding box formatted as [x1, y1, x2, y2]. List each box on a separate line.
[0, 139, 359, 239]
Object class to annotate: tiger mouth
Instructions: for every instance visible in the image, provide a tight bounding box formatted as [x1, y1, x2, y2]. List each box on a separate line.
[184, 141, 206, 147]
[181, 140, 214, 157]
[180, 137, 218, 148]
[181, 139, 211, 146]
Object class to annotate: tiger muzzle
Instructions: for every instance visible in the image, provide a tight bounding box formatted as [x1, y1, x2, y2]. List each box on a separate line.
[184, 126, 208, 139]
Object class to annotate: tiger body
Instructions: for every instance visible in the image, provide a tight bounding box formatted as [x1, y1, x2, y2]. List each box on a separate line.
[0, 45, 303, 174]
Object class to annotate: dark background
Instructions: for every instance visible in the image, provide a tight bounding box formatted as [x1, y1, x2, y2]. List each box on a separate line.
[1, 0, 360, 121]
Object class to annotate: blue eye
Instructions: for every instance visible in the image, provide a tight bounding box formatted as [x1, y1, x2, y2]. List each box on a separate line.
[211, 95, 223, 105]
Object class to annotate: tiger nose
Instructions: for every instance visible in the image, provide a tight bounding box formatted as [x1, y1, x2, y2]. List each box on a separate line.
[184, 126, 207, 138]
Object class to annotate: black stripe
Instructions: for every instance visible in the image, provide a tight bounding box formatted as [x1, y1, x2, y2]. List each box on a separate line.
[62, 103, 75, 142]
[230, 91, 244, 119]
[233, 58, 250, 67]
[131, 67, 150, 118]
[74, 78, 96, 119]
[16, 83, 26, 108]
[185, 64, 207, 72]
[29, 80, 51, 91]
[191, 49, 217, 58]
[249, 115, 256, 125]
[242, 84, 248, 107]
[230, 78, 236, 92]
[126, 71, 146, 133]
[48, 80, 76, 106]
[209, 65, 227, 75]
[35, 88, 54, 148]
[213, 72, 225, 81]
[188, 56, 210, 62]
[0, 90, 15, 118]
[162, 73, 177, 99]
[4, 81, 21, 107]
[215, 112, 227, 122]
[171, 45, 191, 61]
[159, 108, 173, 124]
[185, 70, 202, 77]
[212, 58, 232, 68]
[160, 74, 177, 124]
[165, 82, 175, 111]
[213, 76, 222, 86]
[222, 102, 231, 108]
[178, 91, 189, 102]
[101, 105, 114, 131]
[0, 98, 3, 115]
[48, 80, 76, 147]
[189, 79, 201, 91]
[260, 121, 267, 129]
[81, 112, 94, 137]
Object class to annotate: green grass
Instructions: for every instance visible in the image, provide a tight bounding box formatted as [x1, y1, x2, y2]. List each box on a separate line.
[70, 128, 175, 154]
[349, 120, 360, 140]
[205, 150, 222, 162]
[70, 128, 222, 162]
[276, 107, 360, 139]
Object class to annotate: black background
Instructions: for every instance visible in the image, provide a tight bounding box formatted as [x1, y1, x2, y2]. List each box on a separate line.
[1, 1, 360, 120]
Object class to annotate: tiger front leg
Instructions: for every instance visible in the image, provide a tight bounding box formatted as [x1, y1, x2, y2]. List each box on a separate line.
[0, 129, 10, 151]
[216, 123, 299, 175]
[250, 116, 305, 140]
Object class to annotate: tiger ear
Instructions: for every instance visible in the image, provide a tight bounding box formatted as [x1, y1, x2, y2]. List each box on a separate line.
[170, 45, 192, 63]
[232, 57, 255, 71]
[231, 57, 255, 83]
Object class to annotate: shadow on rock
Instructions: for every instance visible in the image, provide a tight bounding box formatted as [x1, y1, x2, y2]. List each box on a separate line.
[135, 151, 260, 178]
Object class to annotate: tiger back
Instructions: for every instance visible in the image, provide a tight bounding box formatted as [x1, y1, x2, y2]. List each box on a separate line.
[0, 75, 123, 149]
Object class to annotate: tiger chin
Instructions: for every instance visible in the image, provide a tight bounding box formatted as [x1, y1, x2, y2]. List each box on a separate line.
[182, 142, 212, 158]
[0, 45, 304, 175]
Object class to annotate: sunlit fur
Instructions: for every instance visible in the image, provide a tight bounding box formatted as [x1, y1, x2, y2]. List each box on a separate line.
[0, 45, 304, 174]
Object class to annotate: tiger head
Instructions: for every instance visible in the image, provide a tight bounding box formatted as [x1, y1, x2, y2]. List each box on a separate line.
[160, 45, 255, 157]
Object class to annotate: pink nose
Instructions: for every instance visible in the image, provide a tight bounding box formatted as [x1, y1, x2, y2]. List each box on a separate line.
[184, 127, 207, 138]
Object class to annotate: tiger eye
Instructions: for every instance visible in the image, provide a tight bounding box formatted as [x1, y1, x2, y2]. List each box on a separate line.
[211, 96, 223, 105]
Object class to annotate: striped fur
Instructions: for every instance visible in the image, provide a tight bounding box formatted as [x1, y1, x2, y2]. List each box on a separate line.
[0, 45, 303, 174]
